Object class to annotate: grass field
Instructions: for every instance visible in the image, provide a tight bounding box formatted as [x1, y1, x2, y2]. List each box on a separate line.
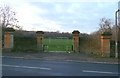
[43, 38, 73, 51]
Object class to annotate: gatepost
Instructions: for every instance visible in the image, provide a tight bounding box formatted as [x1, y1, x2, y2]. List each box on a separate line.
[72, 30, 80, 52]
[3, 28, 15, 52]
[101, 32, 112, 57]
[36, 31, 44, 52]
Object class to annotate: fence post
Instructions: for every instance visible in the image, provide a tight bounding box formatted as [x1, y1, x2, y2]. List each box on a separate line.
[3, 28, 15, 52]
[72, 30, 80, 52]
[36, 31, 44, 52]
[101, 32, 112, 57]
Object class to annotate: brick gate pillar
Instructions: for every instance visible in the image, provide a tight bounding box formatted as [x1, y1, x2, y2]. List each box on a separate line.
[101, 32, 112, 57]
[36, 31, 44, 52]
[4, 28, 15, 51]
[72, 30, 80, 52]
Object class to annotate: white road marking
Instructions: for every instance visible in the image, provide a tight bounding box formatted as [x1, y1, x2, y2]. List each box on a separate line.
[2, 64, 52, 70]
[2, 56, 24, 59]
[65, 60, 118, 64]
[82, 70, 119, 75]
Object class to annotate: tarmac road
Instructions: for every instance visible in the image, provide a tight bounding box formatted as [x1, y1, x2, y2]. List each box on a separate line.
[2, 56, 119, 76]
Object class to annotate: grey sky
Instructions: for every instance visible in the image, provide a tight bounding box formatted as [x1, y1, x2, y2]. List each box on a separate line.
[0, 0, 119, 34]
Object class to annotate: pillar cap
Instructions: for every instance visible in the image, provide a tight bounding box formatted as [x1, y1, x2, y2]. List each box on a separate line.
[72, 30, 80, 34]
[36, 31, 44, 34]
[4, 28, 15, 32]
[101, 32, 112, 36]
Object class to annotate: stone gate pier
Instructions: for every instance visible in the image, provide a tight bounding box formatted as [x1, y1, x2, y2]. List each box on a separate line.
[36, 31, 44, 52]
[101, 32, 112, 57]
[72, 30, 80, 52]
[3, 28, 15, 52]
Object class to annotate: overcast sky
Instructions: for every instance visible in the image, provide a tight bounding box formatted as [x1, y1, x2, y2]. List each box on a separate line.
[0, 0, 119, 34]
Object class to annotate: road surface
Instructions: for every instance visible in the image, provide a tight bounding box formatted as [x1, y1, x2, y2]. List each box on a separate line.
[2, 56, 119, 76]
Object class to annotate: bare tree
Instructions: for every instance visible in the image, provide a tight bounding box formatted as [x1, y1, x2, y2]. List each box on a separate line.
[99, 18, 113, 33]
[0, 5, 20, 29]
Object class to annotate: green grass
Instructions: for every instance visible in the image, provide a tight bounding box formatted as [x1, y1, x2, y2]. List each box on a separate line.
[43, 38, 73, 51]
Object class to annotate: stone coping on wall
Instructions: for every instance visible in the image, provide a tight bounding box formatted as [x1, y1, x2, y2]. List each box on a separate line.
[101, 32, 112, 36]
[36, 31, 44, 34]
[72, 30, 80, 34]
[3, 28, 15, 32]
